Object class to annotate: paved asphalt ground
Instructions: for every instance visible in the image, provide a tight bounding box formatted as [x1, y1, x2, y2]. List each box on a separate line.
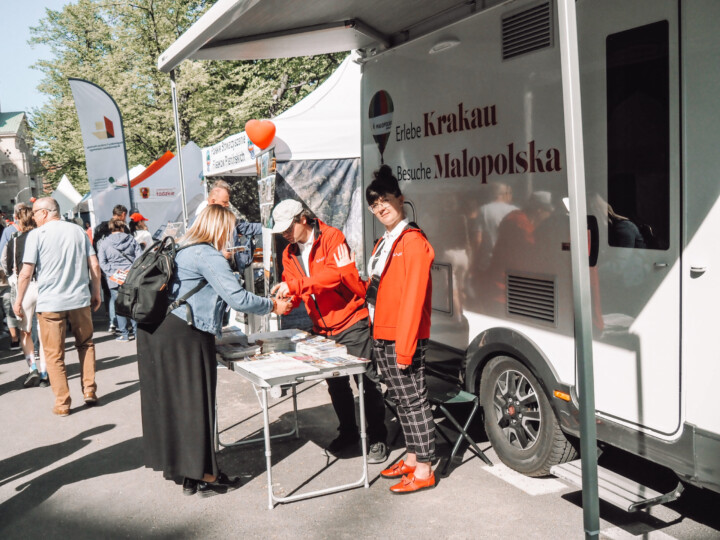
[1, 312, 720, 539]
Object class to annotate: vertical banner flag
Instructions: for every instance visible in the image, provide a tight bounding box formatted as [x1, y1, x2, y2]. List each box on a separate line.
[69, 79, 131, 221]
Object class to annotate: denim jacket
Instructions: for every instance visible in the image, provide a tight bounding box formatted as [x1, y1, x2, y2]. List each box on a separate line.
[169, 243, 272, 337]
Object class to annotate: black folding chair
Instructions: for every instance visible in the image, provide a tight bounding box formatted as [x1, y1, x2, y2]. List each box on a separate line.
[383, 375, 493, 476]
[427, 375, 493, 476]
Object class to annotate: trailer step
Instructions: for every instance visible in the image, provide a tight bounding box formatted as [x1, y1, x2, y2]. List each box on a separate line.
[550, 459, 684, 512]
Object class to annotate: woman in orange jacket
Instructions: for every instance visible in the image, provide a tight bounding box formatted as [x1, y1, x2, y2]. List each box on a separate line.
[335, 165, 436, 493]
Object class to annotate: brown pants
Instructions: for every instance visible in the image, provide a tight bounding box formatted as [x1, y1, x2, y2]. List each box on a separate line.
[38, 306, 96, 410]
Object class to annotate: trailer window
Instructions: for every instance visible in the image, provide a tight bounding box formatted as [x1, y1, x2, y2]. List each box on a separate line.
[606, 21, 669, 250]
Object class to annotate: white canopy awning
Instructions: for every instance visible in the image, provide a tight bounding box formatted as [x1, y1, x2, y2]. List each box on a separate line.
[158, 0, 507, 72]
[204, 53, 361, 176]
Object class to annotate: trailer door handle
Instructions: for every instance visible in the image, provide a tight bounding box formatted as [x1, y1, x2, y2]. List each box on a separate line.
[690, 265, 707, 274]
[587, 215, 599, 267]
[654, 262, 668, 268]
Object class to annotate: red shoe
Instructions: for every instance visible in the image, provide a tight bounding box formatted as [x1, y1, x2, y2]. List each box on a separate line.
[390, 472, 436, 494]
[380, 460, 416, 478]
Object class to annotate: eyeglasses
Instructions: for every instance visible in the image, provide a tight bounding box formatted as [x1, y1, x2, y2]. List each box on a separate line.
[368, 199, 393, 214]
[32, 207, 51, 215]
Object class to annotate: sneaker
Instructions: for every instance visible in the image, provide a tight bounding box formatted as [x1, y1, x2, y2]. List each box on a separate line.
[128, 333, 135, 341]
[108, 325, 117, 334]
[38, 377, 50, 388]
[23, 369, 40, 388]
[197, 473, 242, 498]
[10, 340, 20, 351]
[115, 335, 129, 342]
[183, 478, 198, 496]
[326, 430, 360, 455]
[367, 441, 389, 464]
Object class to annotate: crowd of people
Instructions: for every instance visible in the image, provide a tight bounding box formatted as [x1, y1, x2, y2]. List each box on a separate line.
[2, 167, 438, 498]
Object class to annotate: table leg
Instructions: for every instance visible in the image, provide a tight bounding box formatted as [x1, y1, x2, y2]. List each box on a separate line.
[358, 376, 369, 488]
[261, 387, 274, 510]
[292, 384, 300, 439]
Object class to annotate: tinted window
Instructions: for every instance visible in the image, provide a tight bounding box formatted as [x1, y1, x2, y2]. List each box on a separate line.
[606, 21, 669, 250]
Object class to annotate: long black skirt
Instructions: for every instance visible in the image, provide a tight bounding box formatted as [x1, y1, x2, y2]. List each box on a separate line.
[137, 313, 218, 481]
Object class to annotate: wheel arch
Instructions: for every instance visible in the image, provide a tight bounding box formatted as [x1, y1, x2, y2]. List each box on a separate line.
[463, 327, 580, 436]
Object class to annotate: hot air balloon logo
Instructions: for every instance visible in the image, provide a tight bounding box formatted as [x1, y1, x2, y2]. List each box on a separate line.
[368, 90, 394, 164]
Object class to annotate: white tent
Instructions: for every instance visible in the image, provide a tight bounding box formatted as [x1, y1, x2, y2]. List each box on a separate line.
[51, 175, 83, 216]
[131, 142, 205, 236]
[202, 53, 365, 265]
[203, 53, 360, 177]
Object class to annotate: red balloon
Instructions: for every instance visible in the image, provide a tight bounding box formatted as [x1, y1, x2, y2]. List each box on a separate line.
[245, 119, 276, 150]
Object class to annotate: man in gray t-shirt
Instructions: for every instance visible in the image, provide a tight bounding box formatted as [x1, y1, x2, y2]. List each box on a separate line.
[14, 197, 102, 416]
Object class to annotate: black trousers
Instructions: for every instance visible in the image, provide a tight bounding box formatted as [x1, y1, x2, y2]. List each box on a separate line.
[325, 319, 388, 445]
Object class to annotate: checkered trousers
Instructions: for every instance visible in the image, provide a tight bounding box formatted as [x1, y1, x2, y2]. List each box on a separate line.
[373, 338, 435, 462]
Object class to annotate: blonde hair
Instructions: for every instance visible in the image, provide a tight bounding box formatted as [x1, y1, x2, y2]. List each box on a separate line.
[179, 204, 236, 251]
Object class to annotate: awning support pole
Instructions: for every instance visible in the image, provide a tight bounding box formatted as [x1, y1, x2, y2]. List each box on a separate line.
[170, 70, 189, 226]
[557, 1, 600, 538]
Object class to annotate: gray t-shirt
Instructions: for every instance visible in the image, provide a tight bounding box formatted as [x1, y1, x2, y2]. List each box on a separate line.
[23, 220, 96, 312]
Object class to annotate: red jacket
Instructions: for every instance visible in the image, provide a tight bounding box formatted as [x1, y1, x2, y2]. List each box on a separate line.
[340, 225, 434, 365]
[282, 220, 368, 335]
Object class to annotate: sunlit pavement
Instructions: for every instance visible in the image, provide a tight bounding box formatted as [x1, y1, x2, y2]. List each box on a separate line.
[1, 314, 719, 539]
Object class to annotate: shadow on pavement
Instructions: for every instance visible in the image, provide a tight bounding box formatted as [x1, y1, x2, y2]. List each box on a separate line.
[0, 435, 144, 534]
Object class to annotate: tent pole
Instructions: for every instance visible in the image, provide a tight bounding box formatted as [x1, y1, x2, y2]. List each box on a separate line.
[170, 70, 189, 226]
[556, 1, 600, 538]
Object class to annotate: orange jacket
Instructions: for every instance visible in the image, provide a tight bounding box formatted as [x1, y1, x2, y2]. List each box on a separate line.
[340, 225, 434, 365]
[282, 220, 368, 335]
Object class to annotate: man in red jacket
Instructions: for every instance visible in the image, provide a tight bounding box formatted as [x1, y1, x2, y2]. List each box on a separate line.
[270, 199, 388, 463]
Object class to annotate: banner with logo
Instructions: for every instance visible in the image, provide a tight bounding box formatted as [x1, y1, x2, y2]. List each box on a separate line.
[69, 79, 131, 222]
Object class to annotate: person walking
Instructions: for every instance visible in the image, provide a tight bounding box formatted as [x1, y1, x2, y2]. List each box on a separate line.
[13, 197, 102, 416]
[335, 165, 436, 493]
[93, 204, 129, 333]
[0, 203, 26, 351]
[2, 206, 47, 388]
[98, 218, 143, 341]
[270, 199, 389, 463]
[136, 204, 290, 497]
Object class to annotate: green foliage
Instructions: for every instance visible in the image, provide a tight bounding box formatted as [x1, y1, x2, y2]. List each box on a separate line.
[29, 0, 345, 194]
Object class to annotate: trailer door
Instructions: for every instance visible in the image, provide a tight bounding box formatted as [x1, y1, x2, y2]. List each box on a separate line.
[578, 0, 681, 436]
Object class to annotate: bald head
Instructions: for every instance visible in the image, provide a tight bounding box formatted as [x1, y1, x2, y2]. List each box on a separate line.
[207, 185, 230, 208]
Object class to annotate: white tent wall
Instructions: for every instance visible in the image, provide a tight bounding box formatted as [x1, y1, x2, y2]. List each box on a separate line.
[132, 142, 205, 236]
[51, 175, 83, 217]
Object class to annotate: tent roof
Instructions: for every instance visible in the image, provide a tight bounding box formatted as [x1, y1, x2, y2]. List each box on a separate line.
[205, 53, 361, 175]
[158, 0, 507, 71]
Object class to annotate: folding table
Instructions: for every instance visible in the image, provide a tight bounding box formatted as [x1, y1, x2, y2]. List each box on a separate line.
[219, 351, 370, 509]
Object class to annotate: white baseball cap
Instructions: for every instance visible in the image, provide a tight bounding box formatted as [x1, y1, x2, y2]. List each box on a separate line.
[271, 199, 304, 233]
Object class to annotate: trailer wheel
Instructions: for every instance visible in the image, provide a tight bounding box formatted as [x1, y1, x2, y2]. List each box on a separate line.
[480, 355, 577, 477]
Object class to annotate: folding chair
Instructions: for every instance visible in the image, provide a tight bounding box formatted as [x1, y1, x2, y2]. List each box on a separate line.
[383, 375, 493, 476]
[426, 375, 493, 476]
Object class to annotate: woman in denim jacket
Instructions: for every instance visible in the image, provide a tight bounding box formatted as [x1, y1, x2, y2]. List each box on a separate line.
[136, 204, 290, 498]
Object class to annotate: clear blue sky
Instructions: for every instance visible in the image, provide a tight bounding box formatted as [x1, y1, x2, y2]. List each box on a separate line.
[0, 0, 70, 114]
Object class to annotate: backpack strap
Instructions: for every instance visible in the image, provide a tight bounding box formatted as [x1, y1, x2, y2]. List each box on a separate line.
[166, 281, 206, 324]
[165, 242, 212, 324]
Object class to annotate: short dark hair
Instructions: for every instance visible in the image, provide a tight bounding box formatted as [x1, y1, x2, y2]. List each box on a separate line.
[365, 165, 402, 205]
[112, 204, 128, 217]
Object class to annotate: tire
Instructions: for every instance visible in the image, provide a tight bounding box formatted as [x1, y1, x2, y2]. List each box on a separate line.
[480, 355, 577, 477]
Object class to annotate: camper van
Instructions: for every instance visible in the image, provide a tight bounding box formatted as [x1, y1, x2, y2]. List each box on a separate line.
[361, 0, 720, 501]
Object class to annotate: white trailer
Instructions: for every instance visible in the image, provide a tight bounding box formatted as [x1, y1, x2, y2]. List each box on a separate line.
[159, 0, 720, 513]
[361, 0, 720, 501]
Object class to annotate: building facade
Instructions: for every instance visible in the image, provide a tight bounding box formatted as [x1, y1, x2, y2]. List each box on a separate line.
[0, 111, 43, 214]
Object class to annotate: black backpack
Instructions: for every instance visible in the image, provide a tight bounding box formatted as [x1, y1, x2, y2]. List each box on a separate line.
[115, 236, 205, 324]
